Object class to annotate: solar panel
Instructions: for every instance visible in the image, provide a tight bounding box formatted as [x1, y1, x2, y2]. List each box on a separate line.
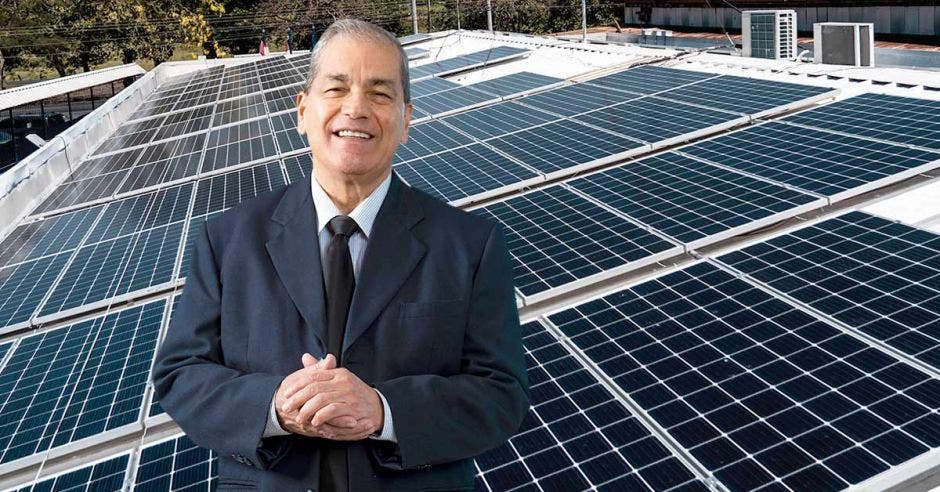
[486, 120, 645, 176]
[394, 143, 541, 206]
[412, 85, 495, 117]
[263, 83, 304, 113]
[9, 452, 129, 492]
[655, 75, 833, 115]
[441, 101, 559, 140]
[783, 93, 940, 151]
[94, 116, 166, 154]
[258, 67, 305, 91]
[270, 111, 309, 154]
[410, 76, 460, 99]
[282, 153, 313, 184]
[468, 72, 563, 97]
[567, 152, 824, 247]
[0, 252, 72, 330]
[153, 105, 215, 142]
[476, 321, 710, 491]
[405, 47, 429, 61]
[471, 186, 680, 302]
[36, 221, 182, 318]
[0, 299, 164, 465]
[0, 206, 101, 269]
[213, 93, 267, 127]
[518, 83, 641, 117]
[202, 119, 278, 172]
[394, 120, 475, 164]
[586, 66, 716, 95]
[398, 33, 431, 45]
[410, 47, 529, 80]
[679, 122, 940, 199]
[133, 434, 217, 491]
[546, 261, 938, 491]
[718, 211, 940, 368]
[147, 294, 180, 419]
[67, 148, 144, 182]
[33, 171, 130, 215]
[573, 97, 742, 145]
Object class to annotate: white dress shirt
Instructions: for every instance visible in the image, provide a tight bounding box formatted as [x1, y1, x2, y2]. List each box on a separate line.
[263, 169, 396, 441]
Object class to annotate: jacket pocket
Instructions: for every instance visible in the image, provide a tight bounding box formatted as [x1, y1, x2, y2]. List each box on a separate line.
[216, 477, 257, 490]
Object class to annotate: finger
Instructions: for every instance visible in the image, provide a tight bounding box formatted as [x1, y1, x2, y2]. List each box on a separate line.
[297, 391, 342, 423]
[302, 353, 318, 368]
[312, 401, 356, 427]
[320, 354, 337, 370]
[282, 370, 335, 401]
[283, 384, 320, 413]
[311, 420, 373, 440]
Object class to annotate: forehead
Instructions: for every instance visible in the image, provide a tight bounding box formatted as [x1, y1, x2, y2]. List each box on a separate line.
[316, 35, 402, 78]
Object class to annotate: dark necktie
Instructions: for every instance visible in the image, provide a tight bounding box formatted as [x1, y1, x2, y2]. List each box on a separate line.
[320, 215, 358, 492]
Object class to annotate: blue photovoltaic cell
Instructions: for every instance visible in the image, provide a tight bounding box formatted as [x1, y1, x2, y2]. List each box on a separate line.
[409, 46, 528, 79]
[441, 101, 559, 140]
[270, 111, 310, 154]
[11, 453, 129, 492]
[518, 83, 640, 117]
[567, 152, 820, 245]
[472, 186, 677, 298]
[0, 252, 72, 328]
[149, 295, 181, 418]
[656, 75, 832, 114]
[153, 105, 214, 142]
[191, 160, 285, 218]
[394, 120, 474, 164]
[202, 119, 278, 172]
[487, 120, 644, 174]
[393, 143, 539, 204]
[783, 93, 940, 151]
[469, 72, 562, 97]
[573, 97, 739, 144]
[410, 77, 460, 98]
[680, 122, 940, 197]
[214, 93, 267, 127]
[38, 221, 183, 317]
[0, 341, 12, 367]
[0, 206, 101, 269]
[85, 183, 192, 244]
[0, 300, 164, 464]
[263, 83, 304, 114]
[475, 321, 709, 492]
[548, 262, 939, 491]
[33, 171, 130, 214]
[412, 85, 495, 116]
[133, 434, 217, 491]
[283, 153, 313, 183]
[67, 148, 144, 182]
[719, 211, 940, 368]
[586, 66, 715, 95]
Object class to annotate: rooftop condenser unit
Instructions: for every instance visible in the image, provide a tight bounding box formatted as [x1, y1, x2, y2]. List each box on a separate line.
[742, 10, 797, 60]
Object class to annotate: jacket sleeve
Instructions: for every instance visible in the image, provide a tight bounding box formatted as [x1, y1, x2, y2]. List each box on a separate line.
[150, 220, 292, 471]
[369, 222, 530, 470]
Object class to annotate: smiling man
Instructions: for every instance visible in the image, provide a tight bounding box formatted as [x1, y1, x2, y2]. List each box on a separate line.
[151, 19, 530, 492]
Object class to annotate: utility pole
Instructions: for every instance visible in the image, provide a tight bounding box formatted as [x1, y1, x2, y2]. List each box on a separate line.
[411, 0, 418, 34]
[487, 0, 493, 33]
[427, 0, 432, 32]
[581, 0, 587, 42]
[456, 0, 461, 30]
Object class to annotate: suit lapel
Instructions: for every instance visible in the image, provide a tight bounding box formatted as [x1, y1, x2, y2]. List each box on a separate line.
[343, 173, 426, 355]
[265, 176, 329, 353]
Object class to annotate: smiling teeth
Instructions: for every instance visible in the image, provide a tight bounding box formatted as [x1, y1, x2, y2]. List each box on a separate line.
[337, 130, 371, 139]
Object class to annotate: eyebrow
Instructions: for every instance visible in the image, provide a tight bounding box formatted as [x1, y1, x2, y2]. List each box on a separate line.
[324, 73, 397, 88]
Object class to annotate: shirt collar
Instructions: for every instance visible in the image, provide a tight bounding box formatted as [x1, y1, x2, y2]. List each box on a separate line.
[310, 169, 392, 238]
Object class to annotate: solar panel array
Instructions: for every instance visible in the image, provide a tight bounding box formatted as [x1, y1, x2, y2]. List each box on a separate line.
[1, 35, 939, 492]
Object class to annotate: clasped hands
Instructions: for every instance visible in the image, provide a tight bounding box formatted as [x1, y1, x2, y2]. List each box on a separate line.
[273, 353, 383, 441]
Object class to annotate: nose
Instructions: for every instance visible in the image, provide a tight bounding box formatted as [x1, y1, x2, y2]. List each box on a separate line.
[341, 89, 370, 120]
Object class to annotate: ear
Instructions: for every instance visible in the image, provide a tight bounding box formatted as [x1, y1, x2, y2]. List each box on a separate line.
[296, 91, 307, 135]
[400, 103, 413, 144]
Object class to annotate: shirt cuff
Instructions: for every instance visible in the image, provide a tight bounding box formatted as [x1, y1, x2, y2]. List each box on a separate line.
[263, 391, 291, 438]
[368, 387, 397, 442]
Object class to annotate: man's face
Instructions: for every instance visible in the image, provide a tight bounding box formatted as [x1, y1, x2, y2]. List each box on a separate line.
[296, 35, 412, 180]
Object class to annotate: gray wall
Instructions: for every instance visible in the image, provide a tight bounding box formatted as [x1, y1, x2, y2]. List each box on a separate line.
[624, 6, 940, 37]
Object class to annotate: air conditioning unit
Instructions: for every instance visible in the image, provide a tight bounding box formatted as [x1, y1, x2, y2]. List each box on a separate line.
[814, 22, 875, 67]
[742, 10, 797, 60]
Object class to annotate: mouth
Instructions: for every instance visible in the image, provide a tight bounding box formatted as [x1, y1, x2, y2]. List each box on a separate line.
[332, 129, 374, 140]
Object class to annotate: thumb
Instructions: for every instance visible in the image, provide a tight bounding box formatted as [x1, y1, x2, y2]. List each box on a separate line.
[319, 353, 337, 370]
[301, 352, 318, 368]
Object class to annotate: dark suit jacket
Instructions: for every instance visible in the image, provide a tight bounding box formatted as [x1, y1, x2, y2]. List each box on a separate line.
[150, 171, 529, 491]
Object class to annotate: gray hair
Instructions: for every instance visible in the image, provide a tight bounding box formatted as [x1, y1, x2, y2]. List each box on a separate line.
[303, 19, 411, 103]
